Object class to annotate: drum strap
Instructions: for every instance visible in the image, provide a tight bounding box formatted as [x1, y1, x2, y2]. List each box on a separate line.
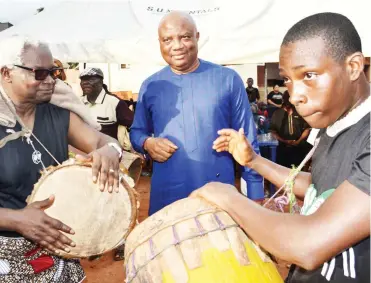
[0, 129, 27, 148]
[263, 137, 320, 209]
[0, 86, 61, 168]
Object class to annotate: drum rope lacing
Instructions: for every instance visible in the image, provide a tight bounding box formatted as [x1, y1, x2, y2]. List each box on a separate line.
[126, 212, 241, 282]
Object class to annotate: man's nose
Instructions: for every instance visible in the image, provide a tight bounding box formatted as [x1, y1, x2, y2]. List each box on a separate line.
[172, 38, 184, 50]
[290, 82, 308, 106]
[44, 74, 55, 85]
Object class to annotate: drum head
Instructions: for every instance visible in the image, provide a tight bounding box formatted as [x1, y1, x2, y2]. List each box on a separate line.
[27, 164, 137, 258]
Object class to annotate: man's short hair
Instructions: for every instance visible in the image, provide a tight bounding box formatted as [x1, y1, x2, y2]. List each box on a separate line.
[281, 12, 362, 62]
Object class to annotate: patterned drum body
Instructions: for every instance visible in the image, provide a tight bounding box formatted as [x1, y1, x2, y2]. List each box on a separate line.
[124, 198, 283, 283]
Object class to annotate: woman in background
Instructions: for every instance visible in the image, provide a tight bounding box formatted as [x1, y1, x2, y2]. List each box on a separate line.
[53, 58, 70, 86]
[270, 90, 312, 169]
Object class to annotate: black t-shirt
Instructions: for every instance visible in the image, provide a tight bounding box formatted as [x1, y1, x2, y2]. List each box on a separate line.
[287, 113, 370, 283]
[246, 87, 260, 103]
[0, 104, 69, 236]
[267, 91, 283, 105]
[270, 109, 310, 141]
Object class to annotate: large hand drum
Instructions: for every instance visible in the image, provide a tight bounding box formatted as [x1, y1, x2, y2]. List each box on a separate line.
[27, 163, 137, 258]
[124, 198, 283, 283]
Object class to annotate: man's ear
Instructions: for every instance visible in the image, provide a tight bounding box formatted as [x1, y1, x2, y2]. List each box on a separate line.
[346, 52, 365, 81]
[196, 32, 200, 41]
[0, 66, 12, 83]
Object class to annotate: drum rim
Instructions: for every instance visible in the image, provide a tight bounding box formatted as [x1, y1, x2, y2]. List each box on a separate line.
[120, 150, 144, 186]
[27, 162, 138, 258]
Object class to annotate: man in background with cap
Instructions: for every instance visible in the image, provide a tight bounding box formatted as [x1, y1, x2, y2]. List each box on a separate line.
[80, 67, 134, 140]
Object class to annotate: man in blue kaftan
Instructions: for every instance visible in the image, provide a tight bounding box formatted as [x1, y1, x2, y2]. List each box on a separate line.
[130, 11, 263, 215]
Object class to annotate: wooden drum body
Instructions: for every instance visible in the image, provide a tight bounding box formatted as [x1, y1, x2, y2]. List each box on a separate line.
[124, 198, 283, 283]
[120, 151, 144, 187]
[27, 163, 137, 258]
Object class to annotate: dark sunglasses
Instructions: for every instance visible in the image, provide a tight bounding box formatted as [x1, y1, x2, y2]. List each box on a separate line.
[14, 64, 63, 81]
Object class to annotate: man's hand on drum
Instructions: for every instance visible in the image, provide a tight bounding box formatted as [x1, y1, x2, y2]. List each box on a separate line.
[212, 128, 257, 167]
[144, 137, 178, 162]
[14, 195, 75, 254]
[90, 144, 121, 193]
[76, 143, 121, 193]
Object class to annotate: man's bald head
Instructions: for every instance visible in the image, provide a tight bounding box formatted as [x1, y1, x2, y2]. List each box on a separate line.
[158, 11, 198, 35]
[158, 11, 200, 74]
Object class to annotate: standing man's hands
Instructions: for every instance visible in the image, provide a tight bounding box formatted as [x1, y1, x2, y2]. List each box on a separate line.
[144, 137, 178, 162]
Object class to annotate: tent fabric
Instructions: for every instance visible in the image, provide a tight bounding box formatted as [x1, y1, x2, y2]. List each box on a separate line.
[0, 0, 369, 64]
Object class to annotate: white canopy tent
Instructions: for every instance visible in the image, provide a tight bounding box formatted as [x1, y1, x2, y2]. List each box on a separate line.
[0, 0, 369, 65]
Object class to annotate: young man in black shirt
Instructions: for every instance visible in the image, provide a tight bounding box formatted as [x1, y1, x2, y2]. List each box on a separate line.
[192, 12, 370, 283]
[267, 84, 284, 118]
[246, 77, 260, 103]
[267, 84, 283, 107]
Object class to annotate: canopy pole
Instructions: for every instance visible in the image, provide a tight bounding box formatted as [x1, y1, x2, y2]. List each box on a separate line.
[264, 64, 268, 101]
[108, 63, 112, 90]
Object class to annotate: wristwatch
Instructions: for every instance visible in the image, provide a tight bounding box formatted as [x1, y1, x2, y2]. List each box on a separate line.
[108, 142, 123, 160]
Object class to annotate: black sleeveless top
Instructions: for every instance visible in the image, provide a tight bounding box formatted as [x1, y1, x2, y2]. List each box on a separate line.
[0, 103, 69, 236]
